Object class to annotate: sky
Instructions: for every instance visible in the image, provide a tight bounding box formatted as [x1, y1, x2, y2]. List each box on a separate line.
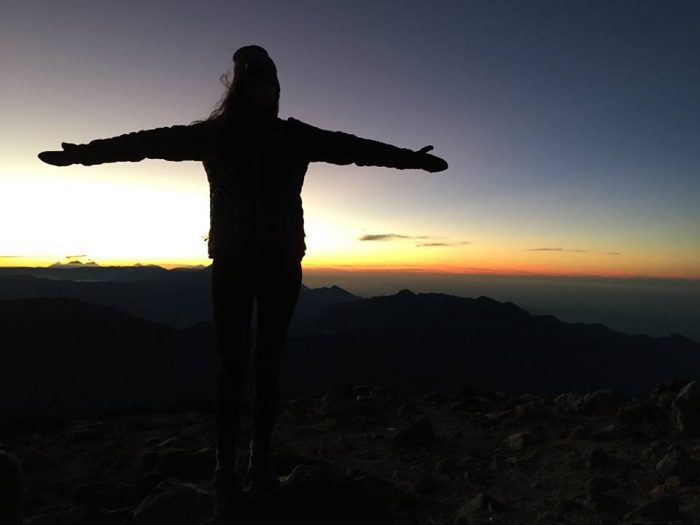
[1, 0, 699, 277]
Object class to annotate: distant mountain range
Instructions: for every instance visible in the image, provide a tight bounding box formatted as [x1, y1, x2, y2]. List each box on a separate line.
[1, 276, 698, 416]
[0, 268, 360, 333]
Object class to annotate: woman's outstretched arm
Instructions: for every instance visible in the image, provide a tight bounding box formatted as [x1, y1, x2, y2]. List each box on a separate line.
[38, 122, 215, 166]
[288, 118, 448, 173]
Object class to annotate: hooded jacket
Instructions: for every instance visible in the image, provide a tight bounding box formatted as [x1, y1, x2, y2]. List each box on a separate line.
[67, 117, 435, 261]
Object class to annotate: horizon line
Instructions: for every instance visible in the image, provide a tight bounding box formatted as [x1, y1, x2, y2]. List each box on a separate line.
[1, 262, 699, 281]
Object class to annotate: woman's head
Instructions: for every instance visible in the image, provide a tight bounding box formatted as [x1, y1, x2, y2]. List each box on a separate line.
[209, 45, 280, 123]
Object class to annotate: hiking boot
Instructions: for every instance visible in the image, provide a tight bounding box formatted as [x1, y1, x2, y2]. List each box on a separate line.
[213, 467, 246, 519]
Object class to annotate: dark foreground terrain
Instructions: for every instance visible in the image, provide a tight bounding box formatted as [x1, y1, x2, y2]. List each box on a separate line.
[4, 380, 700, 525]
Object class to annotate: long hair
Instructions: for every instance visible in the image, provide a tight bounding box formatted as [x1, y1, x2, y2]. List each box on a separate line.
[206, 45, 280, 125]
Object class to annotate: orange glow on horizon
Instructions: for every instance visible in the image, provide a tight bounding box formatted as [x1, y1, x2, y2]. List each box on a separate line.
[2, 255, 699, 280]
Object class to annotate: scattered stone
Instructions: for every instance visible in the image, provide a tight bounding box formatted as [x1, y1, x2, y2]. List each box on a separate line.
[622, 495, 682, 521]
[504, 431, 539, 452]
[134, 471, 164, 503]
[128, 480, 212, 525]
[655, 449, 698, 481]
[413, 471, 442, 495]
[515, 400, 551, 422]
[587, 447, 608, 470]
[670, 381, 700, 435]
[398, 402, 421, 418]
[422, 392, 447, 404]
[192, 447, 215, 478]
[156, 448, 194, 478]
[137, 452, 158, 473]
[394, 416, 436, 448]
[580, 389, 626, 415]
[0, 449, 24, 525]
[567, 425, 591, 440]
[483, 409, 515, 424]
[590, 424, 621, 440]
[584, 476, 620, 511]
[434, 457, 463, 473]
[651, 379, 692, 409]
[456, 492, 507, 520]
[274, 464, 395, 524]
[318, 391, 357, 419]
[651, 476, 682, 497]
[617, 399, 658, 423]
[553, 392, 584, 413]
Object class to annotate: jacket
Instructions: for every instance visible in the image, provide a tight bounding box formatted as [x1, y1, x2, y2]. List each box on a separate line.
[67, 117, 434, 260]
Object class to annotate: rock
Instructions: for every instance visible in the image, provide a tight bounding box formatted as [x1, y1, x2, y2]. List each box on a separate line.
[269, 464, 394, 524]
[553, 392, 584, 413]
[137, 452, 158, 473]
[670, 381, 700, 435]
[622, 495, 681, 521]
[515, 400, 552, 422]
[504, 431, 539, 452]
[585, 476, 617, 499]
[651, 476, 681, 497]
[456, 492, 507, 520]
[483, 409, 515, 424]
[318, 391, 357, 419]
[74, 481, 135, 510]
[134, 471, 164, 502]
[192, 447, 216, 479]
[0, 449, 24, 525]
[413, 471, 443, 495]
[422, 392, 447, 404]
[651, 379, 692, 408]
[590, 424, 622, 440]
[673, 381, 700, 408]
[434, 457, 463, 473]
[397, 403, 421, 418]
[584, 476, 620, 511]
[156, 448, 195, 478]
[617, 399, 658, 423]
[587, 447, 608, 470]
[580, 389, 626, 415]
[127, 480, 212, 525]
[351, 384, 376, 397]
[394, 416, 436, 448]
[655, 450, 698, 481]
[566, 425, 591, 440]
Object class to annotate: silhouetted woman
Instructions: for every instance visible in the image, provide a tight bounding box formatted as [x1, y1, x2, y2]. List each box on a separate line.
[39, 45, 447, 517]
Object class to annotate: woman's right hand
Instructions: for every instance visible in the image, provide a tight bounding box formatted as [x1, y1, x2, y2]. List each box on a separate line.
[38, 142, 80, 166]
[415, 145, 448, 173]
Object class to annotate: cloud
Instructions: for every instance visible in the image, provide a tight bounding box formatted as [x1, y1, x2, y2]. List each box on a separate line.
[524, 247, 588, 253]
[359, 233, 431, 241]
[66, 254, 88, 259]
[416, 241, 470, 248]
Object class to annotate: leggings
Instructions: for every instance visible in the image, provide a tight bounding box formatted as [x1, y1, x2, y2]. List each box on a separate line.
[211, 254, 302, 468]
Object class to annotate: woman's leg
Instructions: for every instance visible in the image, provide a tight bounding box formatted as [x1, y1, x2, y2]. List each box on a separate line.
[211, 256, 256, 472]
[249, 257, 302, 471]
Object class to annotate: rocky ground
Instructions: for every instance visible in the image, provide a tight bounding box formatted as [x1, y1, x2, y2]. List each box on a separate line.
[4, 379, 700, 525]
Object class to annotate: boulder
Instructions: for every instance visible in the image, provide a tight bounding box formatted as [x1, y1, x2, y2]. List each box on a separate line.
[394, 416, 436, 448]
[580, 389, 626, 415]
[655, 450, 698, 481]
[127, 480, 212, 525]
[587, 448, 608, 470]
[622, 495, 682, 521]
[0, 449, 24, 525]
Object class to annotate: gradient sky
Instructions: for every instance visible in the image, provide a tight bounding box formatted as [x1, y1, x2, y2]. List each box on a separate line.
[2, 0, 699, 276]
